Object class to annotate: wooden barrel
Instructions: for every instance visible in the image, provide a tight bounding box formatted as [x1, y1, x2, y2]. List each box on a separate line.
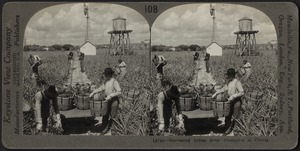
[89, 100, 108, 117]
[198, 95, 213, 110]
[123, 89, 140, 100]
[212, 100, 231, 117]
[57, 94, 74, 111]
[75, 94, 90, 110]
[179, 94, 196, 111]
[245, 90, 263, 102]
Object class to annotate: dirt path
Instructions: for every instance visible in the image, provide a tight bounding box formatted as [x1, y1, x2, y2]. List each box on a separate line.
[66, 53, 91, 85]
[191, 56, 216, 87]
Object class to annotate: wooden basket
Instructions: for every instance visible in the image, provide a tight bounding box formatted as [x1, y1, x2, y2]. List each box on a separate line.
[198, 95, 213, 111]
[179, 94, 197, 111]
[57, 94, 74, 111]
[75, 94, 90, 110]
[123, 89, 140, 100]
[212, 100, 231, 117]
[89, 100, 108, 117]
[245, 91, 263, 102]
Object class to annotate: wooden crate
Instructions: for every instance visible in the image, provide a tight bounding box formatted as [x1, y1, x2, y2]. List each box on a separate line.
[245, 91, 263, 102]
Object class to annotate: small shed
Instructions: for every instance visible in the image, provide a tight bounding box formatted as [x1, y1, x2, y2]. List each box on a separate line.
[206, 42, 222, 56]
[80, 41, 96, 55]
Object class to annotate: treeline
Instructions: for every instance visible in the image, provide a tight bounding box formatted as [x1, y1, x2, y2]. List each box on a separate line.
[24, 44, 76, 51]
[151, 44, 206, 52]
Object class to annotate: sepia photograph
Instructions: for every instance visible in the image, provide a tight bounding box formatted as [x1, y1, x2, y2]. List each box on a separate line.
[22, 3, 150, 136]
[150, 3, 278, 136]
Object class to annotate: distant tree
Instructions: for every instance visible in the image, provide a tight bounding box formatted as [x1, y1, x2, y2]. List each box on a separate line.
[62, 44, 74, 51]
[51, 44, 63, 51]
[177, 45, 189, 51]
[189, 44, 200, 51]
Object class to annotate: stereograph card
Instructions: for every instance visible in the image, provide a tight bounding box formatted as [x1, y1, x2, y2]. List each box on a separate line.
[1, 0, 299, 149]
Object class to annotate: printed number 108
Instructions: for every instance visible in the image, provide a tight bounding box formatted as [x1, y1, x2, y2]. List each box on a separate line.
[145, 5, 158, 13]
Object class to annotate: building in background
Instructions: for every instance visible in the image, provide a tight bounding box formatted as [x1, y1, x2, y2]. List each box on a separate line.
[206, 42, 222, 56]
[80, 41, 96, 55]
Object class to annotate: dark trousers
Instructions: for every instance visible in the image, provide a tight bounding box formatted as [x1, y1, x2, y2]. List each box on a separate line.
[163, 101, 173, 128]
[205, 61, 210, 73]
[225, 97, 242, 128]
[80, 60, 85, 72]
[102, 96, 119, 129]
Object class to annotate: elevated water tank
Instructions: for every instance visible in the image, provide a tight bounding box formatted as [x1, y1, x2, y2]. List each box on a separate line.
[112, 17, 126, 31]
[238, 17, 252, 31]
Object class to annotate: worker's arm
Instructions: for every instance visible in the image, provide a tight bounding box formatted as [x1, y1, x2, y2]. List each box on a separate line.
[89, 85, 104, 97]
[34, 92, 43, 129]
[212, 85, 228, 98]
[157, 92, 165, 124]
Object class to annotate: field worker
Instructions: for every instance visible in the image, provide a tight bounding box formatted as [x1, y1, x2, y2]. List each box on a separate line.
[194, 51, 200, 61]
[116, 59, 127, 80]
[34, 85, 62, 132]
[204, 52, 211, 73]
[241, 60, 252, 82]
[79, 52, 85, 72]
[89, 68, 122, 135]
[68, 51, 74, 64]
[157, 84, 184, 131]
[212, 68, 244, 135]
[28, 54, 43, 87]
[152, 55, 167, 79]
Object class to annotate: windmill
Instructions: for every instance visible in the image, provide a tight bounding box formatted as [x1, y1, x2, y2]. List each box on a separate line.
[84, 3, 90, 42]
[206, 3, 223, 56]
[210, 3, 216, 43]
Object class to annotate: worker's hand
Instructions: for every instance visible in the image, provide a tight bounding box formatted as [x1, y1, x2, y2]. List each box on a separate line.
[36, 123, 42, 131]
[177, 114, 185, 129]
[55, 120, 62, 129]
[212, 93, 217, 99]
[89, 92, 94, 98]
[105, 96, 112, 101]
[228, 96, 235, 102]
[158, 123, 165, 131]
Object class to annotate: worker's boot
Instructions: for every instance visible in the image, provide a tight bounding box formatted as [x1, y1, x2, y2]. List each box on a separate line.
[223, 119, 235, 136]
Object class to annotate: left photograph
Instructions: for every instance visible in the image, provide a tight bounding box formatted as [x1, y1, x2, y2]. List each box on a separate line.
[22, 3, 150, 136]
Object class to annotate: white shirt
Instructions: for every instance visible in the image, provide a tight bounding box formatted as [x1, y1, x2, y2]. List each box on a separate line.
[118, 61, 127, 72]
[217, 78, 244, 98]
[243, 62, 251, 72]
[93, 78, 121, 98]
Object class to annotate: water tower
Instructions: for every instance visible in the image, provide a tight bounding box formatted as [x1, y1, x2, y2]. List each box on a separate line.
[234, 17, 259, 56]
[108, 17, 133, 55]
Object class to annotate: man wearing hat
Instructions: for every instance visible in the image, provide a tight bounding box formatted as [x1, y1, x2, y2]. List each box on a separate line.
[241, 60, 252, 82]
[89, 67, 122, 135]
[115, 59, 127, 80]
[212, 68, 244, 135]
[204, 52, 211, 73]
[157, 84, 184, 131]
[28, 54, 43, 87]
[34, 85, 61, 132]
[152, 54, 167, 79]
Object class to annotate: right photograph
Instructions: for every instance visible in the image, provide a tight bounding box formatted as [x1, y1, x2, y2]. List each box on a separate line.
[150, 3, 278, 136]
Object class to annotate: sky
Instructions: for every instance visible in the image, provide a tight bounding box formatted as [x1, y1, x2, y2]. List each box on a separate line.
[25, 3, 277, 47]
[24, 3, 150, 46]
[152, 3, 277, 46]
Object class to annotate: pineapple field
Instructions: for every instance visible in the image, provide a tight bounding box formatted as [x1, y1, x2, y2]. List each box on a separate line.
[23, 49, 151, 135]
[150, 48, 278, 136]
